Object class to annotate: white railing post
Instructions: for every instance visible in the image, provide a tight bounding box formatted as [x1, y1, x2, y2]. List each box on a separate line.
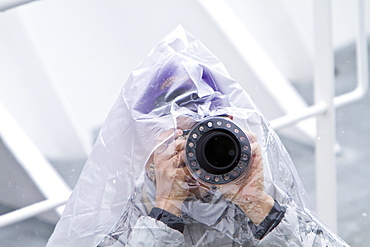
[313, 0, 337, 232]
[334, 0, 369, 108]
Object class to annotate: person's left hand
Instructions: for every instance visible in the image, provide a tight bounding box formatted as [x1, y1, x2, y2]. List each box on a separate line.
[219, 132, 274, 225]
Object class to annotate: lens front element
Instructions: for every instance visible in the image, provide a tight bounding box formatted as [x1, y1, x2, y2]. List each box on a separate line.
[197, 130, 240, 175]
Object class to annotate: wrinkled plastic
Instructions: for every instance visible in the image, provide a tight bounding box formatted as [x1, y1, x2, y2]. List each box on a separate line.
[47, 26, 349, 247]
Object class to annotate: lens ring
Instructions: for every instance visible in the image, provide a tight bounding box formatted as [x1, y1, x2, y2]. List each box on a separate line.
[185, 117, 251, 184]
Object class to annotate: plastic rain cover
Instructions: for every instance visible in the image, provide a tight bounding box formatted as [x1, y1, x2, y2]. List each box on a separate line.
[47, 26, 349, 247]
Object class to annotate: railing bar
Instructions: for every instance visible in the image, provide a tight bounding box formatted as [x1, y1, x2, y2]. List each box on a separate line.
[270, 102, 327, 130]
[0, 196, 69, 228]
[334, 0, 368, 108]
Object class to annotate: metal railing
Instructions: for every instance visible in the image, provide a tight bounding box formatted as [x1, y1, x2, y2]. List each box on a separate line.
[0, 0, 368, 232]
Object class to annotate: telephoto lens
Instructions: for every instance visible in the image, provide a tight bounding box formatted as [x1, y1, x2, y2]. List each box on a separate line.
[185, 117, 251, 185]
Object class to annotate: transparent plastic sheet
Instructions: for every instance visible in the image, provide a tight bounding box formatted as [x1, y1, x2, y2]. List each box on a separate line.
[47, 26, 349, 247]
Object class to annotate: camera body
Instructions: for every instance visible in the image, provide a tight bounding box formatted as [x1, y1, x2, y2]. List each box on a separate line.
[185, 117, 251, 185]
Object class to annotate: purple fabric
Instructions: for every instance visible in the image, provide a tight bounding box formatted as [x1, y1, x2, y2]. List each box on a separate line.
[133, 64, 223, 115]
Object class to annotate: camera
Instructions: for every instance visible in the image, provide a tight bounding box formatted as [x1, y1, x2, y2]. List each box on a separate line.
[185, 117, 251, 185]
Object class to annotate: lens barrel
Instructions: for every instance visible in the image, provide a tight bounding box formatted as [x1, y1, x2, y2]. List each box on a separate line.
[185, 117, 251, 185]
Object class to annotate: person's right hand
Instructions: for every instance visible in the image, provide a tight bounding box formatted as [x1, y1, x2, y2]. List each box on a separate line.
[153, 129, 189, 216]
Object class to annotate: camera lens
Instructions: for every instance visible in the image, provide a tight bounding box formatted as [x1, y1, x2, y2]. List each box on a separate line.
[196, 130, 240, 175]
[185, 117, 251, 184]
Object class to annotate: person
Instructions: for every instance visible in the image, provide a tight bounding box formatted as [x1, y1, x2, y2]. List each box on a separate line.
[125, 118, 285, 246]
[47, 26, 349, 247]
[96, 116, 342, 247]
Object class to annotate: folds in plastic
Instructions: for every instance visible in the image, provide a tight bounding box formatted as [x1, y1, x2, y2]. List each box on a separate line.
[47, 26, 348, 247]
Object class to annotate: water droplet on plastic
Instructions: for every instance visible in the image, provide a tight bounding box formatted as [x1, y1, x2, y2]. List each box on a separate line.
[362, 212, 367, 217]
[112, 179, 116, 184]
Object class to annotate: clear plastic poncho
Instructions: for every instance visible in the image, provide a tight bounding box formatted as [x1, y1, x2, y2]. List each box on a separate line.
[47, 26, 348, 247]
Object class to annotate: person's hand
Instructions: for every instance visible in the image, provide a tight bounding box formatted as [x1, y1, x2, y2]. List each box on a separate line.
[153, 129, 189, 216]
[220, 132, 274, 225]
